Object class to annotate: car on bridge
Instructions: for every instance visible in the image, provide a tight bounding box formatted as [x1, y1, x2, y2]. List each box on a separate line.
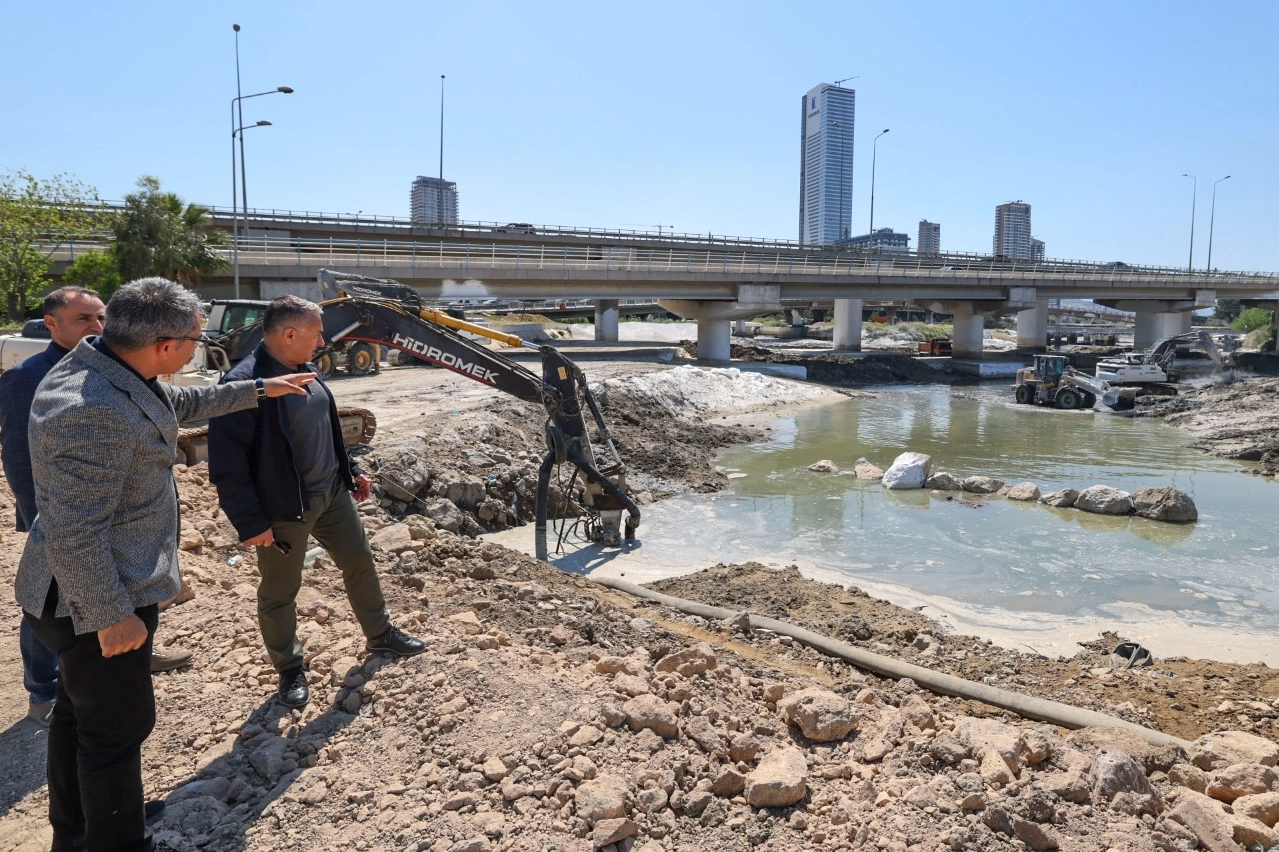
[494, 222, 536, 234]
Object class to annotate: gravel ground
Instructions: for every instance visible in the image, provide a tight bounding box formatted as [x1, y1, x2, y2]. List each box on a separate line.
[3, 347, 1279, 852]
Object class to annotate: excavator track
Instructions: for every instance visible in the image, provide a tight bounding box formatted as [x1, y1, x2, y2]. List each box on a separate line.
[175, 407, 378, 467]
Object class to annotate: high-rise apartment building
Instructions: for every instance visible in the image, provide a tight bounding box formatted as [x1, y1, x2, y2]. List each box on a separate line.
[918, 220, 941, 254]
[993, 201, 1033, 259]
[1031, 238, 1045, 263]
[798, 83, 856, 245]
[841, 228, 909, 251]
[410, 176, 459, 224]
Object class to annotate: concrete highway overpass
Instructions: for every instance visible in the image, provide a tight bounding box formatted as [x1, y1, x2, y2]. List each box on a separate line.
[48, 213, 1279, 359]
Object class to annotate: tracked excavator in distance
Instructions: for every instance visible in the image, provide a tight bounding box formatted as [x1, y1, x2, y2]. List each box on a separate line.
[205, 269, 641, 562]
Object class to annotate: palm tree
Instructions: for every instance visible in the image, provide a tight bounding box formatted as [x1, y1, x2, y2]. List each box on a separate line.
[113, 176, 227, 287]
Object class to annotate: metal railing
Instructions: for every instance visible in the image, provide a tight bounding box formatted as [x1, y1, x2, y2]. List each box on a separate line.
[95, 200, 803, 251]
[43, 234, 1279, 286]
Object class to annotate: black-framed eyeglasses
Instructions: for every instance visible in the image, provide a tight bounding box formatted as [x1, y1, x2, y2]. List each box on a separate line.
[158, 336, 206, 347]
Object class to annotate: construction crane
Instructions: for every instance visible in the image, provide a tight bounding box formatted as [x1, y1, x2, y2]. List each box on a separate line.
[834, 75, 859, 87]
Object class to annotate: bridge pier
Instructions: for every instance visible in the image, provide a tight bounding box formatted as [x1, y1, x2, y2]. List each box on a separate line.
[1164, 310, 1193, 337]
[952, 311, 985, 359]
[1096, 292, 1215, 350]
[925, 288, 1036, 359]
[594, 299, 619, 342]
[661, 285, 782, 362]
[1132, 311, 1162, 351]
[831, 298, 864, 351]
[1015, 298, 1048, 349]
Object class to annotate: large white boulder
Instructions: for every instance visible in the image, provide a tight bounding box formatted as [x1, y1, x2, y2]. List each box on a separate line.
[881, 452, 933, 490]
[1073, 485, 1133, 515]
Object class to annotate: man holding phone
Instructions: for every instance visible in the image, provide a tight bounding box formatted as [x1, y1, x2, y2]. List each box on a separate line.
[208, 295, 423, 709]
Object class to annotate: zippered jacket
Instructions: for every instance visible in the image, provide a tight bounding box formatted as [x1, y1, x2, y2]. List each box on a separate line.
[208, 344, 358, 541]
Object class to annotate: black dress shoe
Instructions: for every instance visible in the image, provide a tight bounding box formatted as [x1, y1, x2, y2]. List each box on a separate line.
[277, 667, 309, 707]
[365, 625, 426, 657]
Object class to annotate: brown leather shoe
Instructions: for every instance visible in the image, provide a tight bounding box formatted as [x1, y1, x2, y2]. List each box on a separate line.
[151, 647, 194, 672]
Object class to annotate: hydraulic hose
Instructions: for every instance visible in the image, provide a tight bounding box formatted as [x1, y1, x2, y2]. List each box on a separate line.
[590, 576, 1190, 750]
[534, 450, 556, 562]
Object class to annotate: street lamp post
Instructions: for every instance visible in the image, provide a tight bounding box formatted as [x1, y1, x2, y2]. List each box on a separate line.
[1181, 173, 1197, 273]
[868, 128, 889, 242]
[232, 120, 272, 293]
[1207, 174, 1231, 273]
[231, 23, 293, 297]
[438, 75, 446, 227]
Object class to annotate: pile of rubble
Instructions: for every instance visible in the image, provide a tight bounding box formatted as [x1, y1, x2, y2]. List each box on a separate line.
[138, 467, 1279, 852]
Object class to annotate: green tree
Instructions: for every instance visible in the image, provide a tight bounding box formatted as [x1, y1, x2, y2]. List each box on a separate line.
[113, 175, 227, 287]
[1232, 307, 1274, 334]
[64, 247, 124, 300]
[1213, 298, 1243, 324]
[0, 170, 102, 322]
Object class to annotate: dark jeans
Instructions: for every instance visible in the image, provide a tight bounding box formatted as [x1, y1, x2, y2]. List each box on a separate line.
[20, 617, 58, 703]
[256, 478, 390, 672]
[26, 597, 158, 852]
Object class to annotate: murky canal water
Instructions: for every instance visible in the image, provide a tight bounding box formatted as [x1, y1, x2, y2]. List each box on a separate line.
[625, 384, 1279, 644]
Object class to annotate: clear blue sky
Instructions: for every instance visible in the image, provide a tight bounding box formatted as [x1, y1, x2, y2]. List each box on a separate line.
[6, 1, 1276, 271]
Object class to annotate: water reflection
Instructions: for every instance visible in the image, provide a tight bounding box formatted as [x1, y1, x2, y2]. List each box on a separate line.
[706, 383, 1278, 634]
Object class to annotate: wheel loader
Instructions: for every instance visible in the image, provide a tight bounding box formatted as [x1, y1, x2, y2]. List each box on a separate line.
[1012, 354, 1137, 411]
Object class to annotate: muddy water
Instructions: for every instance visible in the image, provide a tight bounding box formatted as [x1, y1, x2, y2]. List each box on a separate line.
[605, 384, 1278, 659]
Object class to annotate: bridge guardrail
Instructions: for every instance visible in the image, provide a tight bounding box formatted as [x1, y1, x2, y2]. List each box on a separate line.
[43, 235, 1279, 285]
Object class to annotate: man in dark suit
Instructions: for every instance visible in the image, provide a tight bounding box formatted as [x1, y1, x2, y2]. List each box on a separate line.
[16, 278, 313, 852]
[209, 295, 424, 710]
[0, 286, 104, 725]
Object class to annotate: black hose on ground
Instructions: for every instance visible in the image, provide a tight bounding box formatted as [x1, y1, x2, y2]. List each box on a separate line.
[590, 576, 1191, 750]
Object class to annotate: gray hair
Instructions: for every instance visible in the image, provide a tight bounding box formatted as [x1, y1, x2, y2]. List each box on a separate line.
[101, 277, 206, 351]
[263, 294, 322, 333]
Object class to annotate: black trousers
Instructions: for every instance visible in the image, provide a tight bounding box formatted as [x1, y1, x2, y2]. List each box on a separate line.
[26, 594, 158, 852]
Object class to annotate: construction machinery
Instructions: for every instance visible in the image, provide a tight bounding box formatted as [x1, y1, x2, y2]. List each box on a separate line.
[1013, 354, 1139, 411]
[1095, 330, 1231, 385]
[916, 338, 953, 356]
[0, 311, 378, 467]
[202, 270, 639, 560]
[200, 299, 382, 378]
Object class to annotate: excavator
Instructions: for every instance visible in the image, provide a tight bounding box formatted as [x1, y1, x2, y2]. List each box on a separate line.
[195, 269, 640, 561]
[1094, 330, 1233, 386]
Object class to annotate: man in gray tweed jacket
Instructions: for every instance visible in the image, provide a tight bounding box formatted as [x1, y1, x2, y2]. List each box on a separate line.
[16, 278, 312, 852]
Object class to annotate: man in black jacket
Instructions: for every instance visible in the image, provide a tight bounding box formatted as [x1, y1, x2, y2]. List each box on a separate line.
[0, 287, 104, 724]
[208, 295, 423, 708]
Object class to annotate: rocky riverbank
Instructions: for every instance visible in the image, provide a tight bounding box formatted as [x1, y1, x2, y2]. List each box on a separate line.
[3, 359, 1279, 852]
[1138, 374, 1279, 477]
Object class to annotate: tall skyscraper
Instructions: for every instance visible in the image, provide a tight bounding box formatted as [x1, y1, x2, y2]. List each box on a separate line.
[798, 83, 856, 245]
[993, 201, 1033, 259]
[918, 220, 941, 254]
[410, 176, 459, 224]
